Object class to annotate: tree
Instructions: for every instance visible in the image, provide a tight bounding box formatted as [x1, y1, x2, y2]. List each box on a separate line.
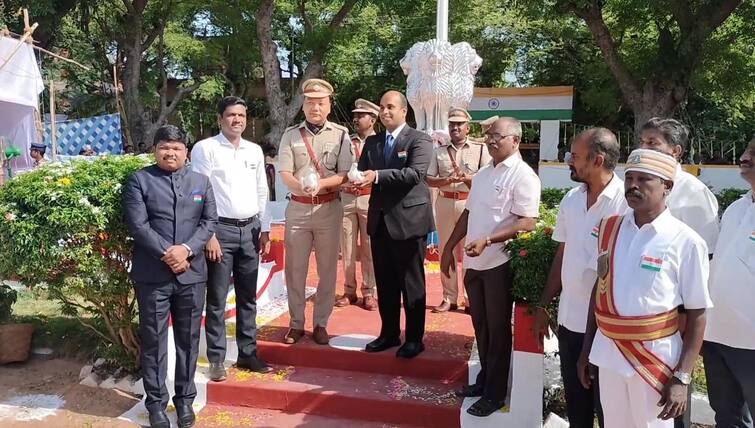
[558, 0, 745, 137]
[255, 0, 358, 146]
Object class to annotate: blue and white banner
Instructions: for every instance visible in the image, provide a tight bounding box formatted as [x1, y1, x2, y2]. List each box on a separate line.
[43, 113, 123, 155]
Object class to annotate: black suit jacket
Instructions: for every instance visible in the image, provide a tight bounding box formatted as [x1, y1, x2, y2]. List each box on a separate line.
[358, 125, 435, 240]
[123, 165, 218, 285]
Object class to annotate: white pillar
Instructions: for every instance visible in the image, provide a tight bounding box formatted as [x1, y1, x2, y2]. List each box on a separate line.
[540, 120, 560, 161]
[436, 0, 448, 41]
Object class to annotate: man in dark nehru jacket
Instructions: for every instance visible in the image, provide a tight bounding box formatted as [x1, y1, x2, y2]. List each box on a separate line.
[123, 125, 218, 428]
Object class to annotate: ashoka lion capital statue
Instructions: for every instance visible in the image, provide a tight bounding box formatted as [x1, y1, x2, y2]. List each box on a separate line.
[400, 39, 482, 133]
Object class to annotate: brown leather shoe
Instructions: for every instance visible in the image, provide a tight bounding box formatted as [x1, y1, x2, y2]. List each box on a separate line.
[432, 300, 458, 313]
[362, 296, 378, 311]
[312, 326, 330, 345]
[283, 328, 304, 344]
[335, 293, 357, 307]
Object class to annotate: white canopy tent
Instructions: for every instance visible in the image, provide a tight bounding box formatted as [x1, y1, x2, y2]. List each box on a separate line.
[0, 35, 45, 173]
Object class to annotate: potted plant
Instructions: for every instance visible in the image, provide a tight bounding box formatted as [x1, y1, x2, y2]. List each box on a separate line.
[506, 204, 560, 354]
[0, 283, 35, 364]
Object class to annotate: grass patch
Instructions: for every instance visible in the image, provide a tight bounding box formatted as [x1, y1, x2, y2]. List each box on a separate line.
[11, 287, 104, 361]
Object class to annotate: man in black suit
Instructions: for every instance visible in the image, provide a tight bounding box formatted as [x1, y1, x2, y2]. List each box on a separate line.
[353, 90, 434, 359]
[124, 125, 218, 428]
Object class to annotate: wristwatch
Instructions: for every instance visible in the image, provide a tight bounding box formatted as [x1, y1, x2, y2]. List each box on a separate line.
[181, 243, 193, 258]
[673, 370, 692, 385]
[485, 236, 492, 247]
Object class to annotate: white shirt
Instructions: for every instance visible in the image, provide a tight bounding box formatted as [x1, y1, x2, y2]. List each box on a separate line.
[552, 174, 628, 333]
[464, 153, 541, 271]
[589, 209, 712, 376]
[374, 123, 407, 184]
[667, 165, 719, 252]
[705, 191, 755, 349]
[191, 134, 271, 231]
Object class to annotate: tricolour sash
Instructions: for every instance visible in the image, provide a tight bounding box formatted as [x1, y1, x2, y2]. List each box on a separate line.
[595, 215, 678, 393]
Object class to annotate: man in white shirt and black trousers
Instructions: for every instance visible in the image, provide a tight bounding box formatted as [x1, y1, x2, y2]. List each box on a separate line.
[441, 117, 541, 417]
[191, 96, 272, 381]
[533, 127, 627, 428]
[703, 136, 755, 428]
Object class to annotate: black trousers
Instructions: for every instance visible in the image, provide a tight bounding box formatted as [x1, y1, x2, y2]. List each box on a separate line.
[136, 279, 205, 413]
[370, 217, 427, 343]
[703, 341, 755, 428]
[205, 219, 261, 363]
[558, 325, 604, 428]
[464, 262, 513, 403]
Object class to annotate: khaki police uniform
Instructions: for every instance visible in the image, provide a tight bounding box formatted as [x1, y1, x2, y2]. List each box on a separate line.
[278, 81, 352, 330]
[341, 131, 377, 298]
[428, 109, 491, 305]
[339, 99, 379, 300]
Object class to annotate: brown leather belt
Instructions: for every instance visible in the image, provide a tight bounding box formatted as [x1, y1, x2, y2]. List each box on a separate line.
[440, 190, 469, 200]
[342, 187, 371, 196]
[290, 191, 339, 205]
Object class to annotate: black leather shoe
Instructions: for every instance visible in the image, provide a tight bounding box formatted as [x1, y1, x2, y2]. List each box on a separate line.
[364, 336, 401, 353]
[176, 403, 195, 428]
[467, 397, 506, 417]
[208, 362, 227, 382]
[148, 410, 170, 428]
[455, 383, 484, 398]
[236, 356, 274, 374]
[396, 341, 425, 358]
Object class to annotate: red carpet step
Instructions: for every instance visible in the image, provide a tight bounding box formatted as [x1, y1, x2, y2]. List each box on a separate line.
[207, 365, 463, 427]
[203, 249, 474, 427]
[197, 404, 425, 428]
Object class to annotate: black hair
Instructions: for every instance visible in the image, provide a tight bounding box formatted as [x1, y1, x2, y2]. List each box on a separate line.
[585, 127, 620, 170]
[641, 117, 689, 154]
[153, 125, 187, 146]
[217, 96, 248, 116]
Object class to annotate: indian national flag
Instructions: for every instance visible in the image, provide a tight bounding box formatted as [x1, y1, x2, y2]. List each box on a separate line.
[750, 231, 755, 242]
[640, 256, 663, 272]
[591, 226, 599, 238]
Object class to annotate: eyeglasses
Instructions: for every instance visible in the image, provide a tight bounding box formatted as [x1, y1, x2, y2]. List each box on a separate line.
[484, 133, 517, 144]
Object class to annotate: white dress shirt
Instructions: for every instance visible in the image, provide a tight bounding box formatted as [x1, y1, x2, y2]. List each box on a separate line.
[374, 123, 407, 184]
[191, 133, 271, 231]
[552, 174, 628, 333]
[667, 165, 719, 252]
[589, 209, 712, 376]
[705, 191, 755, 349]
[463, 153, 541, 271]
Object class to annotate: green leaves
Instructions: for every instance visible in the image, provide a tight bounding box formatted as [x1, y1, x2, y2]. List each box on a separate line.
[0, 155, 151, 366]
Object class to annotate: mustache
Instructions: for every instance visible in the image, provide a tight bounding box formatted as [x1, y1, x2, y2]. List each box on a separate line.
[625, 188, 643, 199]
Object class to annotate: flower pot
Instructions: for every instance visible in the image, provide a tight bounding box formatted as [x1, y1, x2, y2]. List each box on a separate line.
[513, 302, 543, 354]
[0, 323, 35, 364]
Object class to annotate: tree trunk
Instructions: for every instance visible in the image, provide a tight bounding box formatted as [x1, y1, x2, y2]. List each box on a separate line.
[116, 0, 199, 153]
[255, 0, 355, 147]
[631, 82, 684, 141]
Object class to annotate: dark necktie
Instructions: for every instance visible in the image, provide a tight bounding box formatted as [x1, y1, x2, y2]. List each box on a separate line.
[383, 134, 395, 160]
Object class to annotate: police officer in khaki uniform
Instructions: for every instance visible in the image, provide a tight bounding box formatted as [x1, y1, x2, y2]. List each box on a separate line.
[335, 99, 379, 311]
[426, 107, 491, 312]
[480, 115, 499, 133]
[277, 79, 352, 345]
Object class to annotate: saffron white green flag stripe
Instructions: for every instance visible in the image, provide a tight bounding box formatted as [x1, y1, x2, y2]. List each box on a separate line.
[640, 256, 663, 272]
[469, 86, 573, 122]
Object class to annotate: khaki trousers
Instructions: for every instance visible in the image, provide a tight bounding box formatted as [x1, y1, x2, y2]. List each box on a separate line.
[435, 195, 466, 303]
[340, 192, 375, 297]
[284, 199, 342, 329]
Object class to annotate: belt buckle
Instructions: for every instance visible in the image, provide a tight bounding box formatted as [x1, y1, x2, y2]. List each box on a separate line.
[311, 195, 321, 204]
